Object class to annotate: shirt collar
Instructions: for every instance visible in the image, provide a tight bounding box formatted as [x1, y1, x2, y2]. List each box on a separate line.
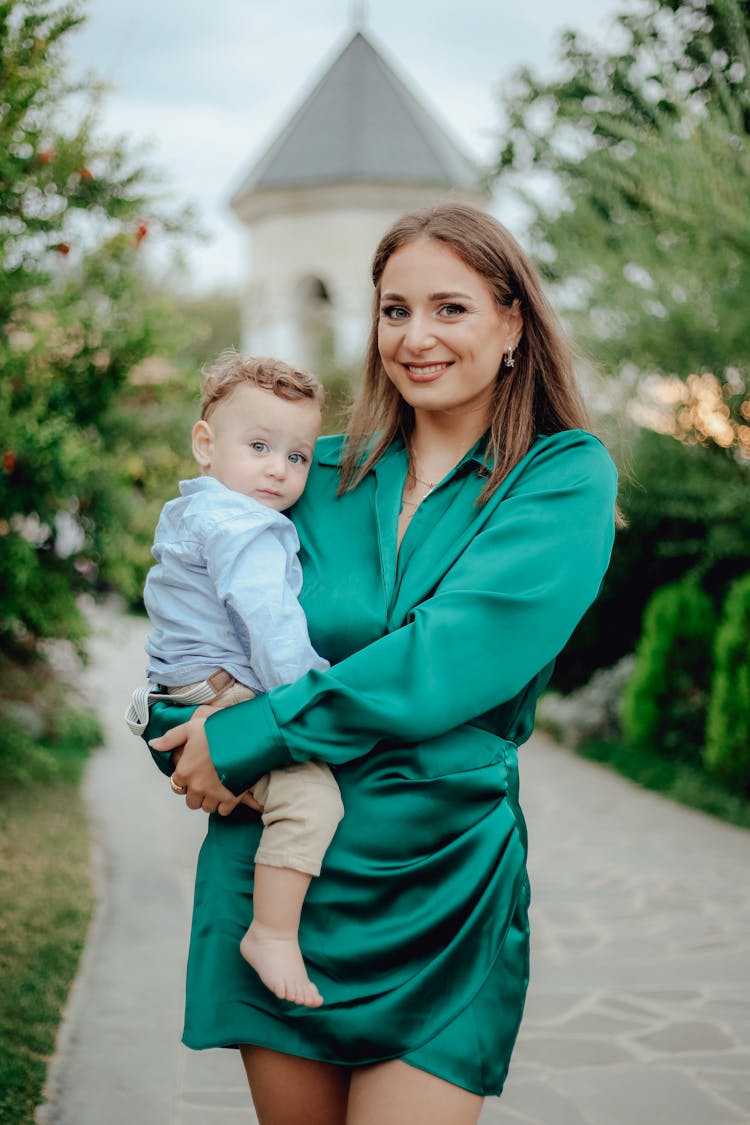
[178, 476, 226, 495]
[315, 434, 347, 467]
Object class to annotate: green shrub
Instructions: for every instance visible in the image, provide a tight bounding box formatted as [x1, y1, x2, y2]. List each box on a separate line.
[620, 579, 716, 763]
[0, 706, 101, 788]
[0, 650, 102, 787]
[704, 573, 750, 792]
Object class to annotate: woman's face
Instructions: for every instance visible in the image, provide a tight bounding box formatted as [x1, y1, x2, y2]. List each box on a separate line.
[377, 237, 522, 423]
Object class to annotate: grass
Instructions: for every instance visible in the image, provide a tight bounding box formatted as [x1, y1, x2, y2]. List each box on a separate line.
[0, 705, 100, 1125]
[579, 739, 750, 831]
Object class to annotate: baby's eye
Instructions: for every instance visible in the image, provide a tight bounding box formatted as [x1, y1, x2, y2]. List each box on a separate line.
[250, 441, 269, 453]
[288, 452, 307, 465]
[381, 304, 409, 321]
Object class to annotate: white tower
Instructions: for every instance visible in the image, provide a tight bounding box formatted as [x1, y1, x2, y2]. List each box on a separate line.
[230, 28, 488, 375]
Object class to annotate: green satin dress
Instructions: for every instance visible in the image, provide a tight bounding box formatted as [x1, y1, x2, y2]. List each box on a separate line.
[147, 428, 617, 1096]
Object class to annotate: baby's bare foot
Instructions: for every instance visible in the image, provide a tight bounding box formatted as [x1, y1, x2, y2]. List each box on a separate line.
[240, 922, 323, 1008]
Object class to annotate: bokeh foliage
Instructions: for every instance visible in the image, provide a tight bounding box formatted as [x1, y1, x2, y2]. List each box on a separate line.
[0, 0, 196, 655]
[490, 0, 750, 687]
[493, 0, 750, 380]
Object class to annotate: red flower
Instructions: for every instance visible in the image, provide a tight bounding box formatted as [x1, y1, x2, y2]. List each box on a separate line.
[55, 242, 71, 255]
[3, 451, 16, 474]
[79, 167, 93, 180]
[135, 221, 148, 245]
[38, 149, 55, 164]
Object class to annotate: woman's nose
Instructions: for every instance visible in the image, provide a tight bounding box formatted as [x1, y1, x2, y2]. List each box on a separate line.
[403, 313, 436, 351]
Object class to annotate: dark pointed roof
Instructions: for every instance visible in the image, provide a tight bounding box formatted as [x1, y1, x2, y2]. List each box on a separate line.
[231, 31, 483, 205]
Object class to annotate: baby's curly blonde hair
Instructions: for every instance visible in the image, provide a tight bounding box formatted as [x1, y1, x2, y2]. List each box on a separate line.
[200, 349, 325, 420]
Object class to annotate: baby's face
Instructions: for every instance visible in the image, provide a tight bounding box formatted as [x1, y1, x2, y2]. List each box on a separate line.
[193, 383, 322, 511]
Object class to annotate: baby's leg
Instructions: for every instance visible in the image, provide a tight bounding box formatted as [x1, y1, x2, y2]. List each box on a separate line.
[240, 763, 344, 1008]
[240, 865, 322, 1007]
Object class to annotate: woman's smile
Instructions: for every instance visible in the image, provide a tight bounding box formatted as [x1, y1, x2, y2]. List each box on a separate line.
[403, 361, 454, 381]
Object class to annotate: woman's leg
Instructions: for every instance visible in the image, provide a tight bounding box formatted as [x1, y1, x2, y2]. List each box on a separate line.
[240, 1045, 350, 1125]
[346, 1059, 483, 1125]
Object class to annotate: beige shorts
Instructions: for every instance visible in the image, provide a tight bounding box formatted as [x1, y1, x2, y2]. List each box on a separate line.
[168, 676, 343, 876]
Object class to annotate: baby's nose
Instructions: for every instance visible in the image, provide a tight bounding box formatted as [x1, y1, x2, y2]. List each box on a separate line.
[266, 455, 288, 478]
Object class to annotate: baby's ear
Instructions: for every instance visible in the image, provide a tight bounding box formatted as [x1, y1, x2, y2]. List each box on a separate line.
[191, 420, 214, 469]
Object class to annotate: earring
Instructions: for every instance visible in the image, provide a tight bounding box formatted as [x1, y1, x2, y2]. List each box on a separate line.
[504, 344, 515, 369]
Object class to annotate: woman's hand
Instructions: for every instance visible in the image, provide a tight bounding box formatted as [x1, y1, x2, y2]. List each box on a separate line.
[239, 791, 265, 812]
[150, 706, 248, 817]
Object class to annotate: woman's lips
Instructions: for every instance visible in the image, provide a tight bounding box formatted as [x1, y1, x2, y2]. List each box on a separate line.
[403, 362, 453, 383]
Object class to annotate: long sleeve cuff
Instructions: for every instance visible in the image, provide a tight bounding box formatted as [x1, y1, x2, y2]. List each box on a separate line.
[205, 692, 293, 794]
[144, 700, 199, 776]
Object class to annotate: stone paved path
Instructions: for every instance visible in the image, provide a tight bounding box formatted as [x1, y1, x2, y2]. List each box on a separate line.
[39, 605, 750, 1125]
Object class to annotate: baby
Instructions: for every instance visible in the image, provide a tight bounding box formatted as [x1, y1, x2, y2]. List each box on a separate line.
[126, 350, 343, 1008]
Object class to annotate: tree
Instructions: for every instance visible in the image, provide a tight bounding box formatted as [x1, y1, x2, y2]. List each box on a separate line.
[0, 0, 193, 654]
[492, 0, 750, 396]
[490, 0, 750, 689]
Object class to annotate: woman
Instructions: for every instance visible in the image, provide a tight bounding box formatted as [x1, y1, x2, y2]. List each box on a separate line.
[148, 202, 618, 1125]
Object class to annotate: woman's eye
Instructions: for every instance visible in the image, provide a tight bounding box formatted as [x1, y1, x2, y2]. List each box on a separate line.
[288, 452, 306, 465]
[439, 303, 466, 317]
[250, 441, 268, 453]
[381, 305, 408, 321]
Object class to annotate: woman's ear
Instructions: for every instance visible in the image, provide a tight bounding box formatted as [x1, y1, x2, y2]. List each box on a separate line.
[508, 298, 524, 348]
[191, 420, 214, 470]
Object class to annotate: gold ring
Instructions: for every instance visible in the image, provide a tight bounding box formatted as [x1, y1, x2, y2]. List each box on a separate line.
[170, 775, 187, 795]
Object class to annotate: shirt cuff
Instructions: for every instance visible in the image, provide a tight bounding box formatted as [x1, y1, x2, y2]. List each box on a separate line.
[205, 692, 292, 794]
[144, 700, 199, 777]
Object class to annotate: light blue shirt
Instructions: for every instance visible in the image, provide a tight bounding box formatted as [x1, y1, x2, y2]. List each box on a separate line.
[143, 477, 329, 691]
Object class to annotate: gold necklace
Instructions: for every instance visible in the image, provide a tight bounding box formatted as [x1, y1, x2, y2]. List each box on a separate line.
[407, 469, 436, 494]
[401, 471, 434, 512]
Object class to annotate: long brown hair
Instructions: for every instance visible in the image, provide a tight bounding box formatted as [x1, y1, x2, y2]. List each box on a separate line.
[338, 202, 592, 502]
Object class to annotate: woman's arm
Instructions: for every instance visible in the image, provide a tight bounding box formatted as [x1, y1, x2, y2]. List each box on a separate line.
[175, 433, 617, 796]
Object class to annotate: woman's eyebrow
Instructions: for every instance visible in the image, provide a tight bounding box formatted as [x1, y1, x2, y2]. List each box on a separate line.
[380, 290, 473, 302]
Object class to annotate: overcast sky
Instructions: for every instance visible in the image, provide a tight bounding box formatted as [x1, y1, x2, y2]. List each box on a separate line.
[64, 0, 631, 291]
